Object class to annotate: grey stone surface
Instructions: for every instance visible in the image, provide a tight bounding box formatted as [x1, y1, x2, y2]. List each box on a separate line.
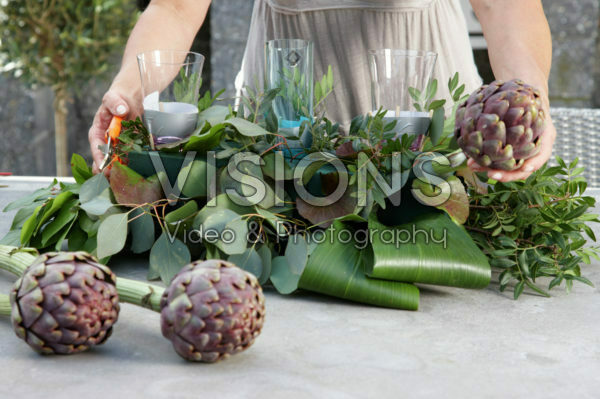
[0, 179, 599, 398]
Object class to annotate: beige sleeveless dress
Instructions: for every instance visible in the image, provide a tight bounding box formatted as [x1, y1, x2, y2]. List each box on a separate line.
[236, 0, 482, 128]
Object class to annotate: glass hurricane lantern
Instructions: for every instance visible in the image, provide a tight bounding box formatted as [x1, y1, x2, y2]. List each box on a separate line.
[137, 50, 205, 138]
[368, 49, 437, 138]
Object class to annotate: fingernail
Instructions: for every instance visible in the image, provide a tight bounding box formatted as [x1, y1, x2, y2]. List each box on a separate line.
[116, 105, 127, 115]
[491, 172, 503, 180]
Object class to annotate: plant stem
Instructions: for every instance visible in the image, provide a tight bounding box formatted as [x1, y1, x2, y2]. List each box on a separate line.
[0, 246, 36, 276]
[116, 277, 164, 312]
[0, 294, 11, 317]
[0, 245, 164, 313]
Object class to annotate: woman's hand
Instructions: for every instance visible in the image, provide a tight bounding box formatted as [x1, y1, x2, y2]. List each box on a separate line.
[470, 0, 554, 182]
[87, 0, 211, 174]
[468, 113, 557, 182]
[89, 89, 141, 174]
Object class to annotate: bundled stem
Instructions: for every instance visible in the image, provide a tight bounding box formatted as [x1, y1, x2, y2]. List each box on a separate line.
[0, 246, 164, 313]
[116, 278, 163, 312]
[0, 248, 34, 276]
[0, 294, 11, 317]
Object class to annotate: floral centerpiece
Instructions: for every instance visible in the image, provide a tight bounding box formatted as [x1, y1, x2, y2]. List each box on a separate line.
[1, 66, 597, 311]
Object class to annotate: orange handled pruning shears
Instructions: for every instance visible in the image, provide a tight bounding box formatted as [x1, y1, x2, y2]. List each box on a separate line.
[100, 116, 123, 171]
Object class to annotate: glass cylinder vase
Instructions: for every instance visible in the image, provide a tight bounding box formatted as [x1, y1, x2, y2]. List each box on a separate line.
[137, 50, 205, 138]
[265, 39, 314, 137]
[368, 49, 437, 137]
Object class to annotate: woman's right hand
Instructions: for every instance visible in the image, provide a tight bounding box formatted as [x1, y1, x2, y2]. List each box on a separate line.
[89, 89, 140, 174]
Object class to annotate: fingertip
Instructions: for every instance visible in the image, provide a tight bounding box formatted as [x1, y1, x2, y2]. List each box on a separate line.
[103, 92, 129, 116]
[115, 104, 128, 116]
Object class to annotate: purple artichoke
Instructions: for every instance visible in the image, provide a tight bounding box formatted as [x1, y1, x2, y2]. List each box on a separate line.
[10, 252, 120, 354]
[455, 79, 546, 171]
[160, 259, 266, 362]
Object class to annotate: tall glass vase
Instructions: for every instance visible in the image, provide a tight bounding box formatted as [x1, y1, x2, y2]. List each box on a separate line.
[137, 50, 204, 138]
[265, 39, 314, 138]
[368, 49, 437, 137]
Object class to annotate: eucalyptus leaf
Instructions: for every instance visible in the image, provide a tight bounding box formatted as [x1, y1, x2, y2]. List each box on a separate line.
[228, 248, 263, 278]
[0, 230, 22, 246]
[285, 234, 308, 274]
[197, 105, 230, 126]
[179, 158, 208, 198]
[129, 208, 155, 254]
[226, 117, 269, 137]
[150, 231, 191, 284]
[195, 208, 248, 255]
[3, 181, 55, 212]
[164, 200, 198, 236]
[97, 212, 129, 259]
[183, 123, 226, 152]
[80, 173, 110, 204]
[257, 245, 273, 285]
[80, 190, 114, 216]
[256, 207, 288, 236]
[262, 151, 293, 180]
[270, 256, 301, 294]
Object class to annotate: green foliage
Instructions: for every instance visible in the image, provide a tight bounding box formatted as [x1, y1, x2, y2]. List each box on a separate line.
[314, 65, 334, 112]
[116, 118, 151, 158]
[299, 221, 420, 310]
[2, 68, 598, 307]
[368, 209, 490, 288]
[466, 158, 600, 298]
[409, 79, 446, 112]
[173, 70, 202, 104]
[0, 0, 138, 88]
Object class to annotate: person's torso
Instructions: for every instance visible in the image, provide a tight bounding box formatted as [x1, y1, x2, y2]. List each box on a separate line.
[238, 0, 482, 127]
[267, 0, 435, 12]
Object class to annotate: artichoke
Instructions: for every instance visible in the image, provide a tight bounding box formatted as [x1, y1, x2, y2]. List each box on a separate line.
[455, 79, 546, 171]
[160, 259, 266, 362]
[10, 252, 119, 354]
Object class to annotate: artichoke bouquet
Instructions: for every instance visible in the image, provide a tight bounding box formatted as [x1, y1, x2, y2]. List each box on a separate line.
[0, 246, 265, 362]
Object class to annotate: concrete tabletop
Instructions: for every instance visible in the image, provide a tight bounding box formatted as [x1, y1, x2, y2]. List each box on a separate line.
[0, 177, 598, 399]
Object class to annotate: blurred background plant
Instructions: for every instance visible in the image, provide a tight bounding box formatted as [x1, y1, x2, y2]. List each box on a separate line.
[0, 0, 138, 175]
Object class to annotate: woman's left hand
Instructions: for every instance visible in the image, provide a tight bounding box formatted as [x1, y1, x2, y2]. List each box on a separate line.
[467, 115, 557, 182]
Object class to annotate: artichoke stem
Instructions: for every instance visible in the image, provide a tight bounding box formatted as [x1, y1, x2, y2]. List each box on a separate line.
[116, 277, 164, 313]
[0, 294, 11, 317]
[0, 246, 36, 277]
